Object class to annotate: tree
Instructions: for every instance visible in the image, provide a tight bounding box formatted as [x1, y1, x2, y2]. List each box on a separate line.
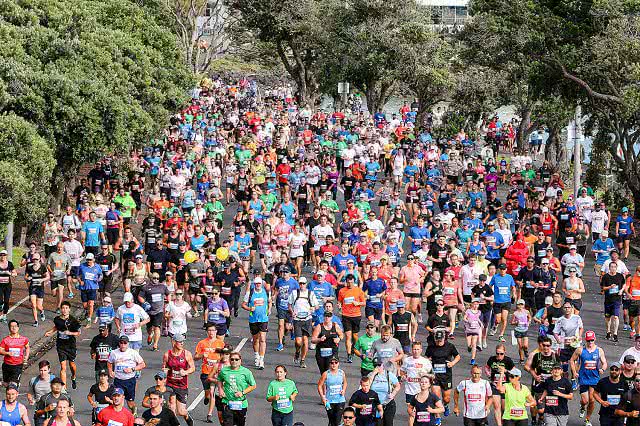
[228, 0, 330, 106]
[0, 0, 192, 207]
[0, 114, 55, 235]
[164, 0, 231, 75]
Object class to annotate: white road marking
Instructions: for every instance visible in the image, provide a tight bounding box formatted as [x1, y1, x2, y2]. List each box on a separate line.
[187, 337, 248, 412]
[6, 295, 29, 315]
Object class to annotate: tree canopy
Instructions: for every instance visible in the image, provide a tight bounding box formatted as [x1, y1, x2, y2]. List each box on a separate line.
[0, 0, 192, 230]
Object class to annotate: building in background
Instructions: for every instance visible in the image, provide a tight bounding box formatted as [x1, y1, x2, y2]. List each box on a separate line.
[419, 0, 469, 32]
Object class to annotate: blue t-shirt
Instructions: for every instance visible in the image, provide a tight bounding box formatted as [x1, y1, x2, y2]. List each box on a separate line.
[82, 221, 104, 247]
[309, 280, 335, 319]
[409, 226, 431, 253]
[332, 254, 357, 274]
[275, 278, 299, 310]
[593, 238, 615, 264]
[491, 273, 515, 304]
[617, 215, 633, 236]
[247, 287, 269, 323]
[481, 231, 504, 259]
[363, 278, 387, 309]
[234, 234, 252, 257]
[79, 263, 103, 291]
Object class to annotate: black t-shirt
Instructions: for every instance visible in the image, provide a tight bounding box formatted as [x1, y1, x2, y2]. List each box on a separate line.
[408, 392, 441, 425]
[620, 389, 640, 426]
[471, 284, 494, 312]
[89, 383, 115, 405]
[144, 385, 175, 406]
[341, 176, 356, 194]
[147, 249, 172, 277]
[89, 333, 119, 371]
[392, 311, 412, 346]
[601, 273, 625, 304]
[348, 389, 381, 422]
[542, 377, 572, 415]
[486, 355, 515, 384]
[142, 406, 181, 426]
[595, 377, 627, 417]
[215, 270, 239, 295]
[425, 342, 459, 376]
[54, 315, 81, 349]
[427, 313, 450, 333]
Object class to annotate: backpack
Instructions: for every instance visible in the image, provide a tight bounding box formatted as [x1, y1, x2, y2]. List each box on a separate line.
[248, 285, 269, 305]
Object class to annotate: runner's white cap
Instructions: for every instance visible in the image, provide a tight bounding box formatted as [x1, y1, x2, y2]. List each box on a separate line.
[123, 292, 134, 302]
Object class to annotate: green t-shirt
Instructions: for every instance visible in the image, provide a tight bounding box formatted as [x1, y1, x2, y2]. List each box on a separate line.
[261, 193, 278, 212]
[266, 378, 298, 414]
[521, 169, 535, 180]
[354, 201, 371, 215]
[320, 199, 339, 213]
[205, 201, 225, 221]
[235, 149, 252, 166]
[336, 141, 348, 155]
[218, 366, 256, 409]
[353, 333, 380, 371]
[503, 383, 531, 420]
[113, 194, 137, 218]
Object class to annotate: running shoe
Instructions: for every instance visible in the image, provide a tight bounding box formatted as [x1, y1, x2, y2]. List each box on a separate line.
[498, 335, 506, 342]
[300, 360, 307, 369]
[606, 332, 611, 340]
[72, 377, 77, 390]
[67, 292, 74, 299]
[470, 359, 475, 365]
[276, 343, 284, 351]
[613, 335, 619, 343]
[32, 321, 38, 327]
[347, 354, 353, 363]
[206, 415, 213, 423]
[579, 407, 585, 418]
[39, 311, 45, 322]
[573, 379, 579, 392]
[585, 420, 592, 426]
[444, 406, 450, 417]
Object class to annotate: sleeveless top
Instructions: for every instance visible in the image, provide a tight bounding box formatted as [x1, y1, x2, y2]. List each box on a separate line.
[44, 222, 59, 247]
[166, 350, 190, 389]
[578, 346, 600, 386]
[0, 401, 22, 426]
[464, 309, 483, 334]
[316, 323, 338, 358]
[49, 419, 73, 426]
[325, 369, 346, 404]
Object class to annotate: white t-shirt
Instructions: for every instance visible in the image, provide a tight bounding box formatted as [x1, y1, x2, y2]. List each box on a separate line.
[288, 289, 318, 321]
[108, 348, 144, 380]
[63, 240, 84, 267]
[116, 304, 149, 343]
[400, 356, 433, 396]
[165, 301, 192, 336]
[591, 210, 609, 233]
[312, 225, 334, 249]
[288, 233, 308, 258]
[455, 379, 492, 419]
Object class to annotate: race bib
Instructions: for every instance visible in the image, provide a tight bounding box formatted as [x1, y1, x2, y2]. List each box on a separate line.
[467, 393, 482, 402]
[609, 285, 619, 294]
[360, 404, 372, 415]
[545, 396, 558, 406]
[172, 320, 184, 328]
[8, 348, 20, 357]
[368, 295, 381, 303]
[498, 287, 508, 295]
[396, 323, 409, 332]
[584, 360, 597, 370]
[151, 294, 162, 303]
[107, 421, 124, 426]
[444, 287, 455, 295]
[329, 384, 341, 396]
[417, 411, 431, 423]
[276, 398, 291, 410]
[320, 347, 333, 357]
[228, 400, 243, 410]
[101, 264, 109, 271]
[566, 237, 574, 244]
[433, 363, 447, 374]
[633, 290, 640, 297]
[608, 395, 621, 405]
[57, 331, 69, 340]
[147, 237, 156, 244]
[221, 287, 232, 295]
[254, 299, 264, 307]
[537, 250, 546, 257]
[344, 297, 355, 305]
[510, 407, 524, 417]
[154, 263, 163, 270]
[84, 272, 96, 281]
[0, 277, 8, 284]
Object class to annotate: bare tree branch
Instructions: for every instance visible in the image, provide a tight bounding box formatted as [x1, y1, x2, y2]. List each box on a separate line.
[559, 63, 623, 104]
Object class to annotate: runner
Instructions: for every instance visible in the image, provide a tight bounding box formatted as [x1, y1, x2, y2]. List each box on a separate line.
[491, 263, 517, 342]
[44, 301, 81, 390]
[537, 364, 572, 426]
[217, 352, 256, 426]
[242, 276, 270, 369]
[47, 242, 71, 315]
[453, 365, 493, 425]
[138, 272, 169, 351]
[593, 362, 626, 426]
[194, 323, 225, 422]
[317, 356, 347, 426]
[348, 375, 384, 426]
[141, 390, 180, 426]
[288, 276, 319, 368]
[114, 292, 150, 352]
[570, 330, 608, 425]
[25, 252, 49, 327]
[162, 334, 196, 426]
[495, 368, 536, 426]
[353, 322, 380, 377]
[311, 311, 343, 373]
[107, 335, 146, 416]
[266, 365, 298, 426]
[87, 370, 114, 426]
[368, 358, 401, 425]
[426, 329, 461, 417]
[0, 320, 29, 388]
[407, 376, 445, 426]
[337, 274, 366, 362]
[486, 343, 516, 426]
[96, 387, 135, 426]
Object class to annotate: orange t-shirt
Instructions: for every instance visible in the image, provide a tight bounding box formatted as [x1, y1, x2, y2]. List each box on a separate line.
[338, 286, 366, 318]
[195, 338, 225, 374]
[629, 276, 640, 301]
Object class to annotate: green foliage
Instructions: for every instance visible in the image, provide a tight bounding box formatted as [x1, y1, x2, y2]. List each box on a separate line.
[0, 0, 192, 186]
[0, 113, 55, 231]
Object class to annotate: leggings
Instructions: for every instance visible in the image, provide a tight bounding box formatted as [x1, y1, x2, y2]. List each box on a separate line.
[0, 285, 11, 314]
[380, 400, 396, 426]
[222, 406, 247, 426]
[327, 402, 345, 426]
[316, 352, 336, 374]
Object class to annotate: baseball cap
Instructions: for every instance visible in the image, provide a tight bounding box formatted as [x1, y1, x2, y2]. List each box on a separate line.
[119, 335, 129, 343]
[478, 274, 487, 282]
[585, 330, 596, 341]
[316, 270, 326, 277]
[85, 253, 95, 260]
[98, 324, 108, 330]
[172, 334, 186, 342]
[396, 299, 406, 308]
[544, 296, 553, 305]
[509, 368, 522, 377]
[569, 245, 577, 250]
[434, 330, 446, 340]
[625, 354, 637, 363]
[551, 364, 563, 370]
[498, 263, 507, 270]
[154, 371, 167, 379]
[0, 250, 7, 255]
[516, 299, 525, 305]
[135, 254, 143, 259]
[104, 296, 112, 303]
[299, 277, 308, 284]
[611, 362, 622, 369]
[98, 369, 108, 376]
[112, 388, 125, 396]
[253, 277, 263, 284]
[623, 206, 629, 212]
[123, 292, 134, 302]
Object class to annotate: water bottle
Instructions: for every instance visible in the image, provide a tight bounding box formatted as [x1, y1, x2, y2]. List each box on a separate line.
[325, 401, 331, 411]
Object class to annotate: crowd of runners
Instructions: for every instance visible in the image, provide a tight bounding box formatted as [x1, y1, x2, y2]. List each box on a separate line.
[0, 78, 640, 426]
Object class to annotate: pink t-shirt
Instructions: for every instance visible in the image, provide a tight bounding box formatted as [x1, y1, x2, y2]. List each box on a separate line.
[401, 264, 424, 294]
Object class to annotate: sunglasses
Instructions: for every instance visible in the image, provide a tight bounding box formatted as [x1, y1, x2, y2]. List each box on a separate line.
[231, 358, 240, 361]
[496, 352, 505, 355]
[542, 344, 551, 347]
[611, 367, 620, 371]
[626, 360, 636, 364]
[343, 416, 355, 420]
[330, 361, 339, 364]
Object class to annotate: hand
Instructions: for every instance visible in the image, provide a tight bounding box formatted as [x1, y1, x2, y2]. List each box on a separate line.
[46, 403, 56, 412]
[123, 367, 133, 374]
[320, 335, 327, 341]
[552, 390, 561, 396]
[234, 391, 243, 398]
[446, 362, 453, 368]
[632, 411, 640, 418]
[453, 407, 460, 416]
[601, 401, 610, 407]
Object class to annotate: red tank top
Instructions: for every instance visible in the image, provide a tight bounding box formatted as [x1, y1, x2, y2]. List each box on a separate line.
[166, 350, 189, 389]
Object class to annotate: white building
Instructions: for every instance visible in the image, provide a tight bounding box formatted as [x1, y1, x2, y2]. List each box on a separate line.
[419, 0, 469, 30]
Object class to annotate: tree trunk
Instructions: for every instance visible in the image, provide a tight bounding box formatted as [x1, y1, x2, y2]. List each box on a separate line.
[516, 108, 531, 151]
[544, 125, 567, 173]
